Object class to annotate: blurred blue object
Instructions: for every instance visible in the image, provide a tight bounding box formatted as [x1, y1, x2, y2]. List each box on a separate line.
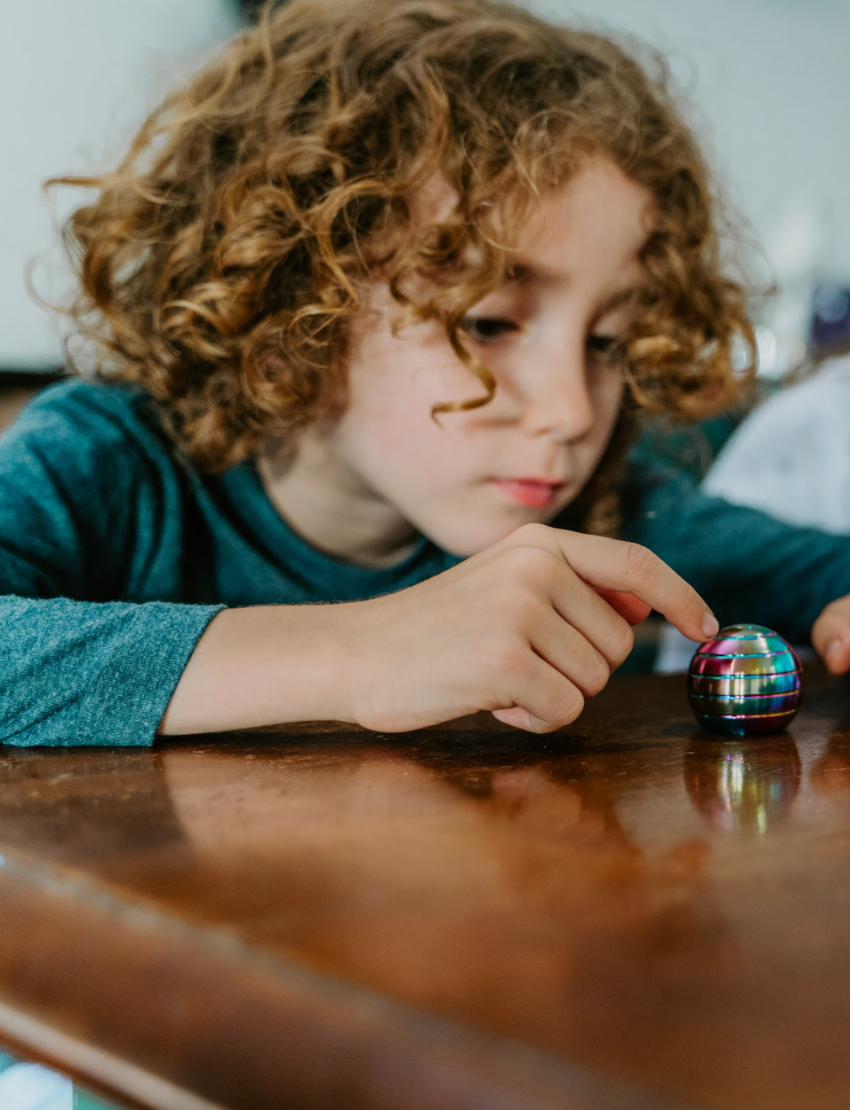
[810, 282, 850, 354]
[0, 1056, 72, 1109]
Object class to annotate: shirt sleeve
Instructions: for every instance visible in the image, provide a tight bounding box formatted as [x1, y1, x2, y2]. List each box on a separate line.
[0, 383, 223, 747]
[622, 454, 850, 645]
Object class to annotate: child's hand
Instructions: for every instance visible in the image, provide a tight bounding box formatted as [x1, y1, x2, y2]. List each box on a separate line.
[342, 523, 717, 734]
[812, 594, 850, 674]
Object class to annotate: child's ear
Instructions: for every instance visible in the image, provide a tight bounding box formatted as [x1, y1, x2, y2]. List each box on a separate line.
[592, 586, 651, 627]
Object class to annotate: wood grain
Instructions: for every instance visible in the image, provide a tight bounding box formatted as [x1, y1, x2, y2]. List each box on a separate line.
[1, 668, 849, 1109]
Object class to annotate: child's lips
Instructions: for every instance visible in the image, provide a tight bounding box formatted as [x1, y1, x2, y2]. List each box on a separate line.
[491, 478, 566, 508]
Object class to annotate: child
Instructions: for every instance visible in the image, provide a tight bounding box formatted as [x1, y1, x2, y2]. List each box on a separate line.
[3, 0, 849, 747]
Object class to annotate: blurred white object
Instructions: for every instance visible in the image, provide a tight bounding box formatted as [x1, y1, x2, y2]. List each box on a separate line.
[0, 1062, 72, 1110]
[655, 623, 699, 674]
[704, 356, 850, 533]
[0, 0, 238, 370]
[757, 197, 826, 379]
[654, 356, 850, 674]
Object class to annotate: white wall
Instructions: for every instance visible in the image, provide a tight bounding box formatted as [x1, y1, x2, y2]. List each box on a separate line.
[3, 0, 849, 369]
[0, 0, 238, 370]
[531, 0, 850, 285]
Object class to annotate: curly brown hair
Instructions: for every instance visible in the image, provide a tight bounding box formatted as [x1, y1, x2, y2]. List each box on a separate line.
[51, 0, 754, 532]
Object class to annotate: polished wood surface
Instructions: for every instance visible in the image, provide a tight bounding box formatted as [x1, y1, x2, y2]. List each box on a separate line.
[2, 668, 850, 1109]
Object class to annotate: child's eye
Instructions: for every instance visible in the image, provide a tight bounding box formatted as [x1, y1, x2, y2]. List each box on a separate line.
[587, 334, 625, 364]
[459, 317, 518, 344]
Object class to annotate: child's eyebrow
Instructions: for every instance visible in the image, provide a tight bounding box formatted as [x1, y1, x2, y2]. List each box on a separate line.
[506, 261, 557, 286]
[505, 262, 644, 314]
[596, 285, 644, 316]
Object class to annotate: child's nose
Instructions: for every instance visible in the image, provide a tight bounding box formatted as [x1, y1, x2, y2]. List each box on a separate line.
[521, 347, 595, 443]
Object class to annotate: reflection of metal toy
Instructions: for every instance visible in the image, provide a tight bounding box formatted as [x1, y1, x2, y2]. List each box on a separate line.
[683, 737, 802, 834]
[687, 624, 803, 736]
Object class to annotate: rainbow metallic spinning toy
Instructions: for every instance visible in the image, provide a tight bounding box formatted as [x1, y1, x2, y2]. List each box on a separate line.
[687, 623, 803, 736]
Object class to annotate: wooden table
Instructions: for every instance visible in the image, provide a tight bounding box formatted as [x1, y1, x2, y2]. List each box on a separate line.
[1, 667, 850, 1110]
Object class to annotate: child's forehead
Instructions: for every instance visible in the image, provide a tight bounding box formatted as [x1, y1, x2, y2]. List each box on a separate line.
[407, 158, 653, 244]
[375, 160, 652, 313]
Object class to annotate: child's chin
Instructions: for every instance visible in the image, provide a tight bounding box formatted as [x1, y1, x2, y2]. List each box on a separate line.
[431, 518, 543, 558]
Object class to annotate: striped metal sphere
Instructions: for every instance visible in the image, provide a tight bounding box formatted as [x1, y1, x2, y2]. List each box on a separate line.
[687, 624, 803, 736]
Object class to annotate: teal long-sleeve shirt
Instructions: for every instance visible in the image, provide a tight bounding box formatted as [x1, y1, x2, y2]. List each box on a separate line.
[0, 381, 458, 746]
[1, 379, 848, 746]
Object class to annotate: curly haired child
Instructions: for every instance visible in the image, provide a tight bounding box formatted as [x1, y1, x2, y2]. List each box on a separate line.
[4, 0, 850, 746]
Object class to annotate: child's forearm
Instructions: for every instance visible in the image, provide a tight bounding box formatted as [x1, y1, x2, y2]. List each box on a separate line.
[158, 605, 357, 735]
[160, 526, 718, 738]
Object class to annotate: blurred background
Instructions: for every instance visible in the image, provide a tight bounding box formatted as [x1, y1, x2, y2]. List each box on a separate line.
[2, 0, 850, 377]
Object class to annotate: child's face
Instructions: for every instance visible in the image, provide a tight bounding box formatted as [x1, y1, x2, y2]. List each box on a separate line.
[303, 159, 654, 559]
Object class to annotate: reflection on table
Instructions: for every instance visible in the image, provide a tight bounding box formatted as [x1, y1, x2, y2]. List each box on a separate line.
[684, 737, 802, 835]
[0, 668, 849, 1110]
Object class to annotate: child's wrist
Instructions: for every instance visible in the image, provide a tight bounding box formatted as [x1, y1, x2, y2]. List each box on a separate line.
[285, 602, 365, 725]
[162, 603, 364, 734]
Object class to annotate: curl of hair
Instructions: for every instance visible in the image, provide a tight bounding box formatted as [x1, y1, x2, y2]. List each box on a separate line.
[50, 0, 755, 533]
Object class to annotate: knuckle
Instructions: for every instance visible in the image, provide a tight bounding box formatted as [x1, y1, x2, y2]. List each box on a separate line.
[585, 659, 611, 697]
[510, 522, 553, 547]
[558, 687, 585, 726]
[501, 544, 559, 582]
[482, 635, 526, 677]
[621, 541, 656, 581]
[497, 584, 537, 626]
[611, 621, 635, 666]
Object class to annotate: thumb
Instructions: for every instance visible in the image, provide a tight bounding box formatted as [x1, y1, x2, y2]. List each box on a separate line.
[812, 593, 850, 674]
[593, 586, 652, 627]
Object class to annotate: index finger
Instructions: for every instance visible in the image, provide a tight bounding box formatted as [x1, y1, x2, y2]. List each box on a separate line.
[552, 532, 718, 643]
[592, 587, 652, 627]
